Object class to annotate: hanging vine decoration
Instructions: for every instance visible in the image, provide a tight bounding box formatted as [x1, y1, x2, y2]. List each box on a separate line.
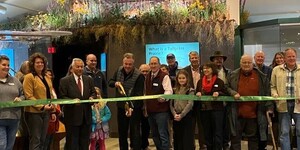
[0, 0, 235, 50]
[56, 19, 235, 50]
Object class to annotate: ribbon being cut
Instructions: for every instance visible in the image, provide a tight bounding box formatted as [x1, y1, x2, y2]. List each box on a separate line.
[0, 94, 296, 109]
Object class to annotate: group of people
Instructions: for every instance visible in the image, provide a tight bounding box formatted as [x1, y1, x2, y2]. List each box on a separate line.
[0, 47, 299, 150]
[0, 53, 111, 150]
[106, 48, 299, 150]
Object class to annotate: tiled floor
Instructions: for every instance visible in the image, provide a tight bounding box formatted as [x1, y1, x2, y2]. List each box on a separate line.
[59, 138, 282, 150]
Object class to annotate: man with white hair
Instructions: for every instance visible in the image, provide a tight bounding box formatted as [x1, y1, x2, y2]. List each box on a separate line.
[253, 50, 272, 80]
[59, 58, 97, 150]
[227, 55, 273, 150]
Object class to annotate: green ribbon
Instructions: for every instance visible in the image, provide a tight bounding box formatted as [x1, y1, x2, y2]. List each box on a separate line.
[0, 95, 296, 109]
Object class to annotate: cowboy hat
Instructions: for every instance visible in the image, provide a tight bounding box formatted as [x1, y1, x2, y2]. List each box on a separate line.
[210, 51, 227, 61]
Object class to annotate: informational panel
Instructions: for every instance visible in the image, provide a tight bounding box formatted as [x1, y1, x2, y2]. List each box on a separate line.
[145, 42, 200, 68]
[100, 52, 106, 72]
[0, 48, 15, 76]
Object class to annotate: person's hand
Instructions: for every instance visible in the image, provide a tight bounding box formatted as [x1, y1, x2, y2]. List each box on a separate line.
[234, 93, 240, 100]
[272, 94, 278, 98]
[158, 98, 166, 103]
[44, 104, 54, 111]
[13, 97, 22, 102]
[174, 114, 182, 121]
[115, 82, 121, 88]
[74, 98, 80, 101]
[50, 114, 57, 122]
[273, 94, 279, 103]
[213, 92, 219, 98]
[125, 108, 133, 117]
[266, 109, 274, 117]
[143, 108, 148, 117]
[94, 103, 99, 108]
[89, 97, 94, 100]
[74, 98, 80, 105]
[196, 92, 201, 97]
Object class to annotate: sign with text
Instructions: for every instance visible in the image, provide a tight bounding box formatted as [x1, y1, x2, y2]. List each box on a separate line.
[146, 42, 200, 68]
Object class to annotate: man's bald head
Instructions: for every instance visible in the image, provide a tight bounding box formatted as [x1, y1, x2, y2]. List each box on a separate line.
[240, 54, 253, 73]
[86, 54, 97, 70]
[139, 64, 150, 77]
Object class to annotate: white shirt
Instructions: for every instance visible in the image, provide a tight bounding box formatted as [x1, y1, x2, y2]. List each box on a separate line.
[151, 71, 173, 95]
[218, 68, 227, 84]
[191, 66, 200, 88]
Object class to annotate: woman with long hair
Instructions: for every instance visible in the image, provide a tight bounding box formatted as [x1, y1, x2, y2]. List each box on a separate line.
[170, 69, 194, 150]
[270, 52, 284, 68]
[23, 53, 55, 150]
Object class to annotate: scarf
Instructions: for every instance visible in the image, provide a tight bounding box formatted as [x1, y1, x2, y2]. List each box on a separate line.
[202, 75, 217, 93]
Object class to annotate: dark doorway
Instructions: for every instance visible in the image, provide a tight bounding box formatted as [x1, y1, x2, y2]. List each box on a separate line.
[51, 36, 106, 93]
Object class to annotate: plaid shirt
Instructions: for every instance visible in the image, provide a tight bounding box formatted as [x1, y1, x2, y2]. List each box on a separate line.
[285, 64, 297, 97]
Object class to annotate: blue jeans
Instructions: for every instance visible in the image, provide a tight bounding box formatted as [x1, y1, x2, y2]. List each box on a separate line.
[148, 112, 170, 150]
[278, 102, 300, 150]
[0, 119, 20, 150]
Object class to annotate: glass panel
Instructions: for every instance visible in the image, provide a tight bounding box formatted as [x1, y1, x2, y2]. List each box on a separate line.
[280, 24, 300, 62]
[243, 25, 280, 66]
[0, 41, 29, 75]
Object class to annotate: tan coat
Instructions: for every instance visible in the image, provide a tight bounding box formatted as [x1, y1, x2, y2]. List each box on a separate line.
[23, 73, 53, 113]
[271, 64, 300, 113]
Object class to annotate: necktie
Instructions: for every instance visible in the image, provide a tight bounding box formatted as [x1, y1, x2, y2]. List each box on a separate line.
[77, 77, 82, 95]
[151, 74, 155, 80]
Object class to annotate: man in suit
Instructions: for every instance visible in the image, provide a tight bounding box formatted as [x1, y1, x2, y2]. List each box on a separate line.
[183, 51, 207, 150]
[59, 58, 96, 150]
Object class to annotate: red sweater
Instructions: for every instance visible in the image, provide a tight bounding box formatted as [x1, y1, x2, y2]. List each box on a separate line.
[237, 70, 259, 118]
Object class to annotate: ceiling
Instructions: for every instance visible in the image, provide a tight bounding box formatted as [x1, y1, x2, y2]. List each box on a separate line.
[0, 0, 299, 23]
[0, 0, 50, 23]
[244, 0, 300, 22]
